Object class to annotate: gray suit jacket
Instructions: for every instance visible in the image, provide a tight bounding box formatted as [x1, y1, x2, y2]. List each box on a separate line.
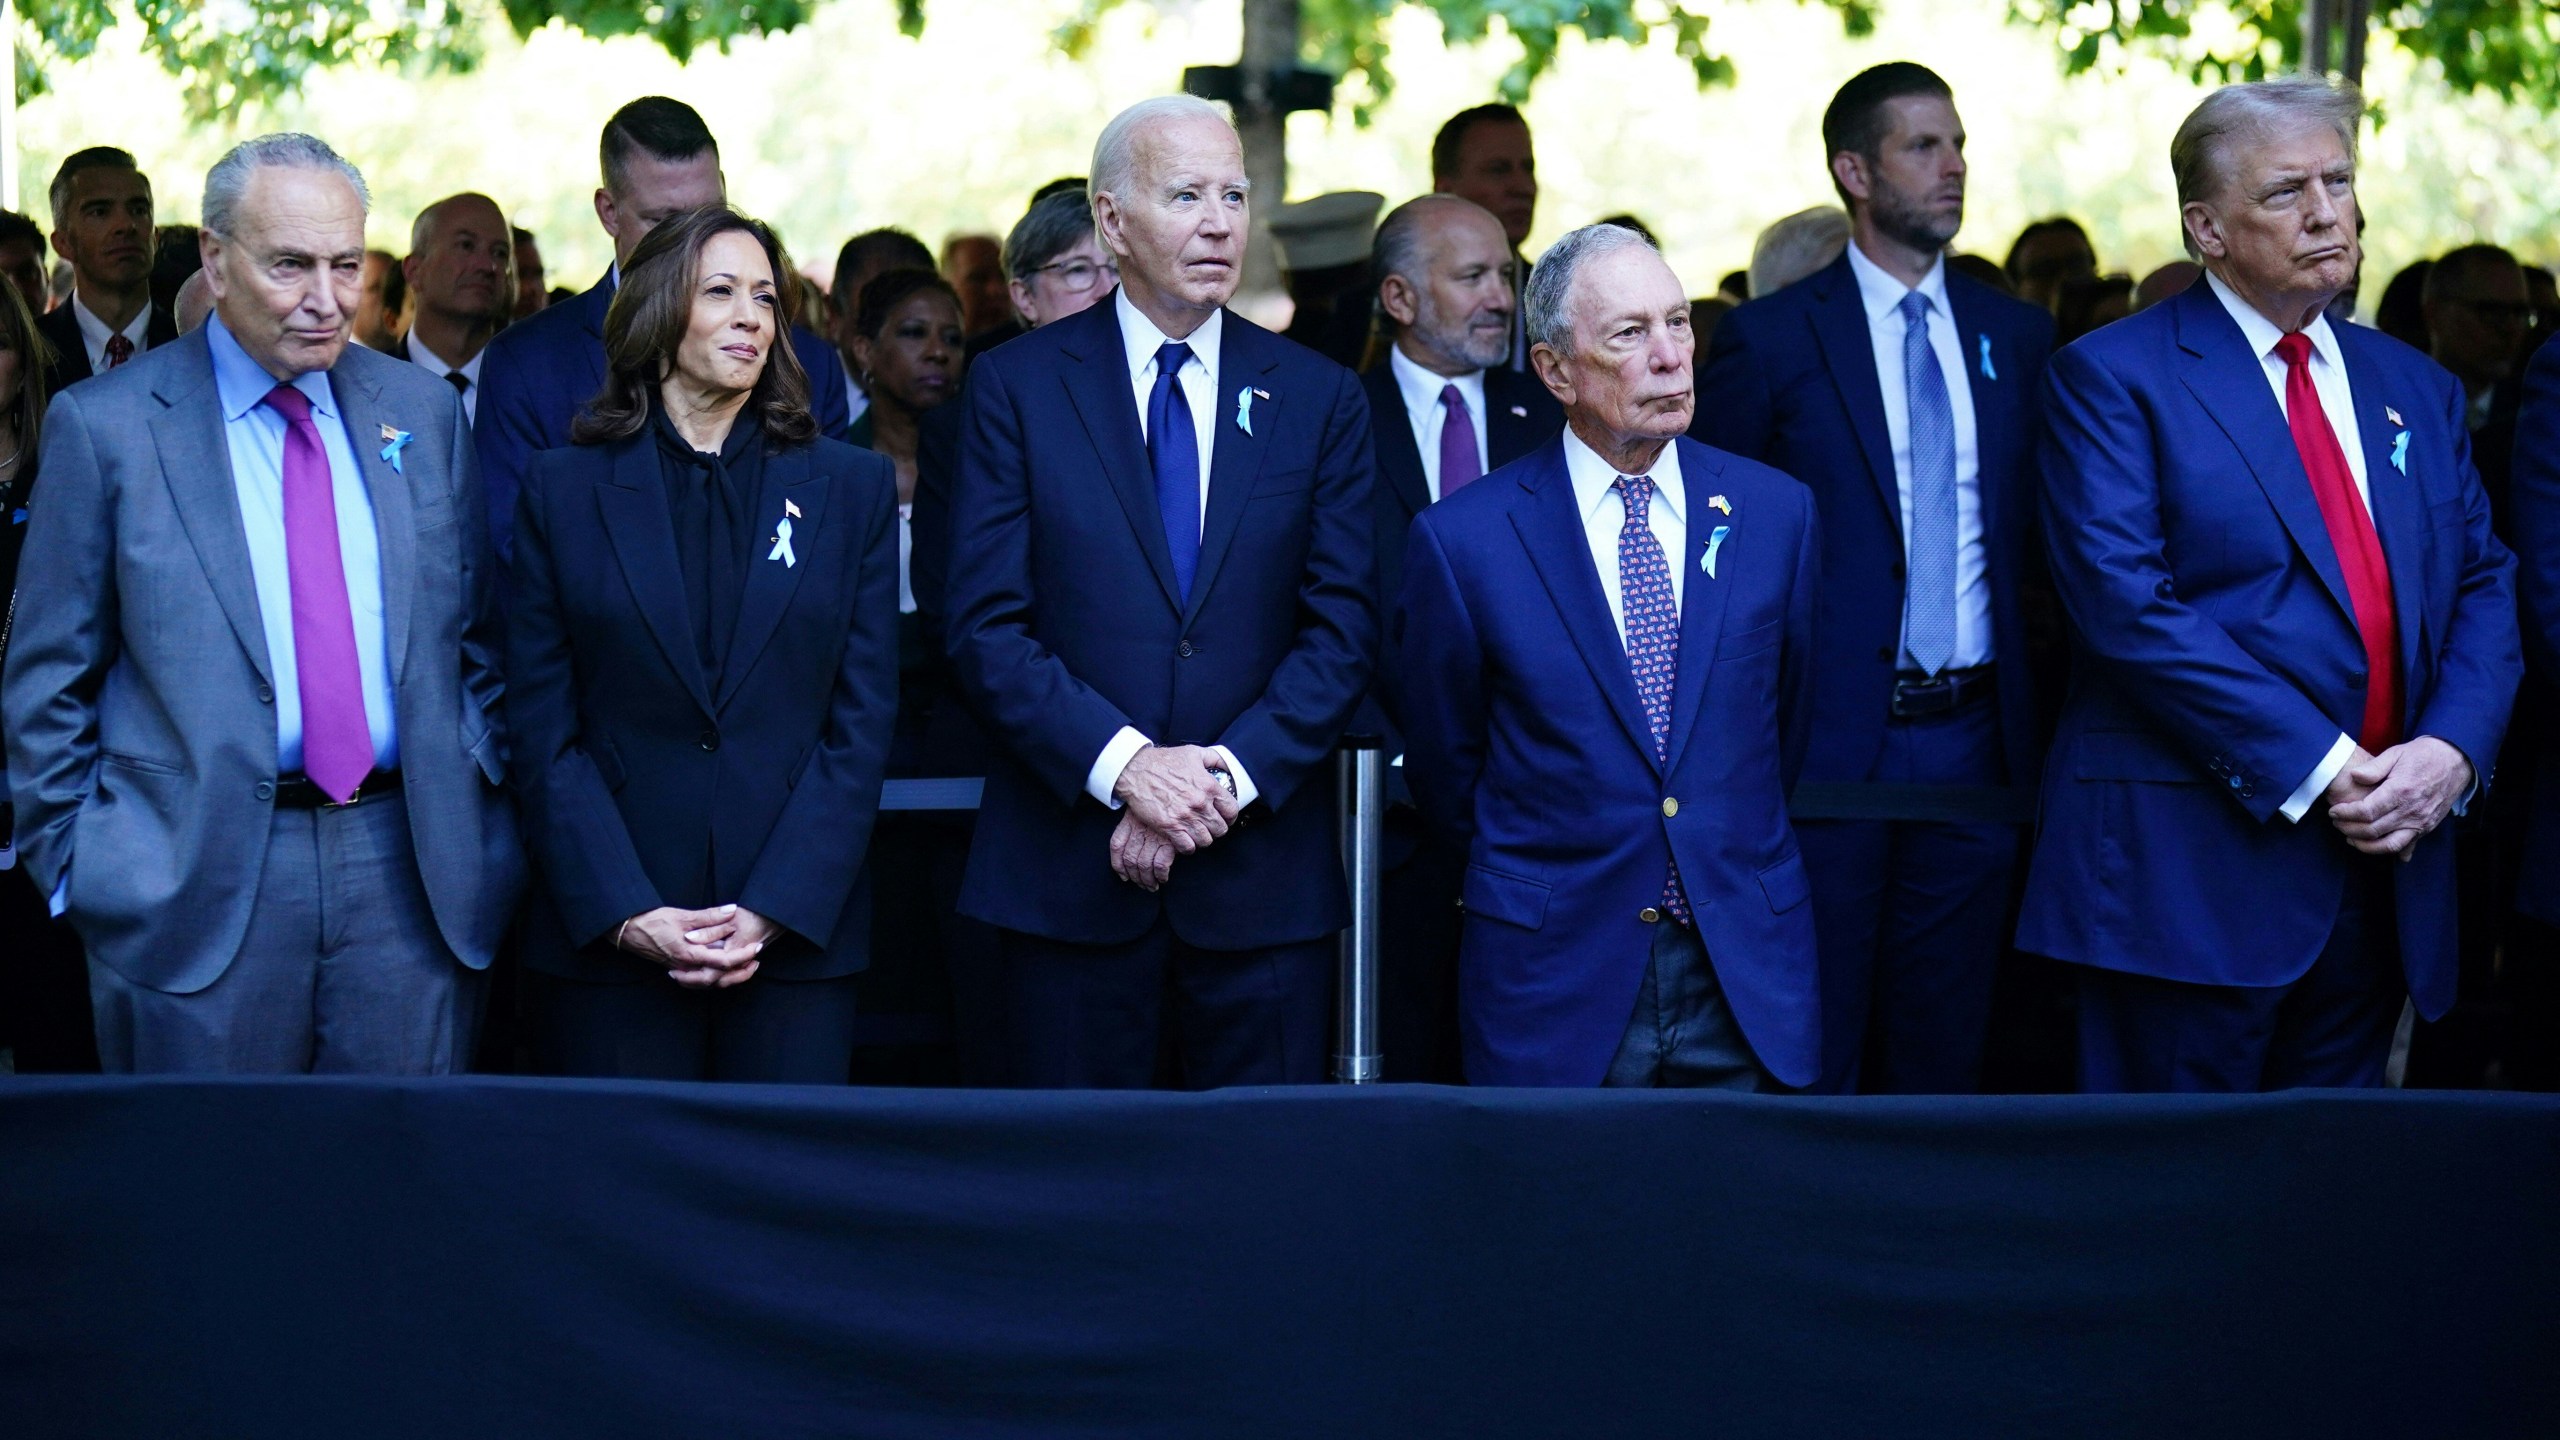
[2, 332, 523, 993]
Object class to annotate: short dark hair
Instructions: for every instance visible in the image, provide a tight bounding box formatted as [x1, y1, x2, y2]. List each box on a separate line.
[511, 225, 538, 248]
[574, 203, 815, 448]
[2004, 216, 2093, 282]
[1003, 188, 1095, 282]
[0, 210, 45, 256]
[1431, 104, 1528, 181]
[832, 227, 934, 302]
[1031, 175, 1088, 205]
[599, 97, 718, 195]
[2424, 243, 2522, 303]
[851, 267, 960, 341]
[49, 146, 146, 228]
[1820, 63, 1953, 205]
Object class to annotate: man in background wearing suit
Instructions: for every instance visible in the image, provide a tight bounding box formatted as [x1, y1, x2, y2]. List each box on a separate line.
[476, 96, 853, 567]
[1362, 192, 1562, 1080]
[4, 134, 524, 1073]
[2023, 80, 2520, 1092]
[1692, 63, 2055, 1095]
[396, 193, 514, 424]
[1431, 105, 1539, 373]
[1397, 223, 1821, 1089]
[2503, 334, 2560, 1086]
[38, 147, 177, 397]
[946, 95, 1376, 1088]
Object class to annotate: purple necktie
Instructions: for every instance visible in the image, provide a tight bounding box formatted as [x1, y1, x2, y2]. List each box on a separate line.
[1437, 384, 1483, 498]
[1614, 474, 1690, 924]
[260, 384, 372, 803]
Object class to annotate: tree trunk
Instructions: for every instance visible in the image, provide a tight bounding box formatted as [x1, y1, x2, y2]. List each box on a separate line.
[1235, 0, 1300, 314]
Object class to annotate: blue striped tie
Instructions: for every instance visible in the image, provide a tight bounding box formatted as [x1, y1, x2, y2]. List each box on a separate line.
[1899, 291, 1958, 678]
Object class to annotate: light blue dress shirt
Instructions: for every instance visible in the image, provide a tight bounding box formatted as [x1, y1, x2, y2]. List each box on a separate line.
[206, 315, 400, 773]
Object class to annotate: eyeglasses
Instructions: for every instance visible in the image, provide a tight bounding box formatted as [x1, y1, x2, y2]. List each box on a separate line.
[1032, 258, 1118, 292]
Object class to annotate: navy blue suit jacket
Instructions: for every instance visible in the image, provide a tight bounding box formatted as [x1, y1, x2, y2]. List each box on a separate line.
[505, 429, 901, 982]
[2018, 283, 2521, 1017]
[2507, 335, 2560, 927]
[1691, 251, 2054, 786]
[944, 296, 1378, 950]
[1395, 435, 1822, 1087]
[477, 274, 854, 567]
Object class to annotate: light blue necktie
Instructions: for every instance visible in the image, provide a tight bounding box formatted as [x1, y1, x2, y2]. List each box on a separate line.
[1898, 291, 1958, 678]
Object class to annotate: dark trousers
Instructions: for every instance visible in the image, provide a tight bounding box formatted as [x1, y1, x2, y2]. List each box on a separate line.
[536, 970, 861, 1083]
[1000, 918, 1332, 1089]
[2077, 857, 2404, 1092]
[1603, 919, 1775, 1090]
[1379, 818, 1464, 1084]
[1796, 691, 2019, 1094]
[0, 864, 98, 1071]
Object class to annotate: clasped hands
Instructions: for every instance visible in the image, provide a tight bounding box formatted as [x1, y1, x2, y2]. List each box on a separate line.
[2323, 736, 2472, 862]
[1109, 743, 1239, 892]
[616, 903, 782, 987]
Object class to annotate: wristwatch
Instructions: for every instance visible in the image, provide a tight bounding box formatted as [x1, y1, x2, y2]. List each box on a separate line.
[1213, 768, 1239, 802]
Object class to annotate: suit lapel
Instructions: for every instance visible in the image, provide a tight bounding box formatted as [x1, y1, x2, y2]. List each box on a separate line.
[1057, 299, 1184, 613]
[597, 435, 716, 718]
[1663, 441, 1734, 775]
[2342, 337, 2430, 700]
[1484, 370, 1551, 470]
[2173, 288, 2360, 630]
[718, 445, 823, 711]
[1185, 318, 1278, 624]
[1509, 443, 1657, 771]
[330, 363, 415, 689]
[1806, 258, 1903, 542]
[1362, 363, 1433, 520]
[147, 340, 272, 686]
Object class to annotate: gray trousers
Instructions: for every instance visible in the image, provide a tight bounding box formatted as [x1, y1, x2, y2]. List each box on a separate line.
[88, 792, 482, 1074]
[1604, 919, 1777, 1091]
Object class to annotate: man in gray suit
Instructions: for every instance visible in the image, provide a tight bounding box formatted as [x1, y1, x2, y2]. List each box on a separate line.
[3, 134, 522, 1073]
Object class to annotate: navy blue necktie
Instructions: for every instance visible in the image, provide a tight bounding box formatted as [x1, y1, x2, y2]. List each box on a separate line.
[1149, 341, 1201, 602]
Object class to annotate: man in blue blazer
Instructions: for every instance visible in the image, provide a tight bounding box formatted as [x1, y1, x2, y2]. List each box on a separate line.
[1693, 63, 2054, 1095]
[1398, 223, 1821, 1089]
[2507, 338, 2560, 963]
[475, 97, 851, 568]
[945, 97, 1376, 1088]
[2022, 80, 2521, 1092]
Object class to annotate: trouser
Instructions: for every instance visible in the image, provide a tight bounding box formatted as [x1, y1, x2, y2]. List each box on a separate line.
[1379, 817, 1465, 1084]
[1603, 919, 1778, 1090]
[1000, 917, 1332, 1089]
[535, 969, 861, 1083]
[2076, 857, 2404, 1092]
[0, 864, 98, 1071]
[1796, 690, 2019, 1094]
[87, 792, 481, 1075]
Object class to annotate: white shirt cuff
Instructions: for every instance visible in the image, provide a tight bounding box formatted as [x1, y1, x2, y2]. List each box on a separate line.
[2281, 733, 2358, 822]
[1210, 745, 1258, 810]
[1085, 727, 1152, 810]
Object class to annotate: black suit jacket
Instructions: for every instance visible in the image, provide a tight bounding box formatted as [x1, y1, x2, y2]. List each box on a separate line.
[1363, 359, 1562, 624]
[37, 299, 179, 397]
[506, 429, 903, 983]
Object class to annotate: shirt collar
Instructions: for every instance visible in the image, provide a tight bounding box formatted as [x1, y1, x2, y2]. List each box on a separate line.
[2205, 268, 2344, 374]
[206, 313, 338, 424]
[1561, 423, 1685, 525]
[1845, 240, 1950, 326]
[71, 291, 154, 350]
[1116, 287, 1222, 384]
[1388, 342, 1486, 423]
[404, 328, 483, 384]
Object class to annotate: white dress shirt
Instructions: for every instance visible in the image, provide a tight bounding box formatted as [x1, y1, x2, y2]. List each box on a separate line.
[896, 501, 916, 615]
[1845, 242, 1990, 671]
[1561, 424, 1686, 646]
[70, 293, 155, 373]
[1081, 290, 1257, 813]
[1388, 342, 1489, 503]
[404, 330, 486, 424]
[843, 373, 871, 427]
[2203, 271, 2381, 822]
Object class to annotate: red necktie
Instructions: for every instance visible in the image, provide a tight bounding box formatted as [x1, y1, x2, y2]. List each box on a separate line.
[2274, 333, 2399, 752]
[104, 334, 134, 368]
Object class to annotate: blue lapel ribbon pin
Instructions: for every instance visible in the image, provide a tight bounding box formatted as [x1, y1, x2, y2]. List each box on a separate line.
[1977, 335, 1997, 382]
[768, 515, 797, 568]
[378, 423, 412, 474]
[1702, 524, 1732, 579]
[1235, 386, 1256, 436]
[2390, 431, 2409, 475]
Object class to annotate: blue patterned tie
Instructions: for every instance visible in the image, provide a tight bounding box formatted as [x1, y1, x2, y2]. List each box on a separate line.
[1899, 291, 1958, 678]
[1615, 474, 1691, 924]
[1149, 340, 1201, 602]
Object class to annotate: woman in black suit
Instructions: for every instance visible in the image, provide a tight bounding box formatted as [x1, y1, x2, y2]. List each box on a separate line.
[508, 204, 900, 1082]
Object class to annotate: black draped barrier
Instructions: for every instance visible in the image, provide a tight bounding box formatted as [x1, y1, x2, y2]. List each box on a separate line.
[3, 1079, 2556, 1438]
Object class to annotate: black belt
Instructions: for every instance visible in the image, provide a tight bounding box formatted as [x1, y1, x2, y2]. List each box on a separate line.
[1889, 664, 1996, 719]
[273, 769, 403, 809]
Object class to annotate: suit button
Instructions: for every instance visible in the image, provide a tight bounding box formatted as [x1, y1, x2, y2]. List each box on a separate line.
[254, 781, 274, 800]
[2350, 669, 2368, 685]
[2227, 776, 2243, 790]
[257, 685, 274, 705]
[1638, 907, 1662, 924]
[1876, 645, 1894, 662]
[1891, 562, 1906, 582]
[1178, 641, 1194, 658]
[699, 729, 721, 752]
[1662, 797, 1679, 818]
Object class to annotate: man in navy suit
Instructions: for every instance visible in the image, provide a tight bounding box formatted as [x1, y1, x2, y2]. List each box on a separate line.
[1397, 223, 1821, 1089]
[1361, 192, 1561, 1080]
[945, 96, 1376, 1088]
[2023, 79, 2521, 1092]
[476, 97, 851, 567]
[2506, 335, 2560, 1071]
[1692, 63, 2054, 1094]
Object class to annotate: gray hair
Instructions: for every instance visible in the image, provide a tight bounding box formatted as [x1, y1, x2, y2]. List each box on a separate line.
[1004, 187, 1096, 282]
[2170, 79, 2361, 255]
[203, 133, 370, 239]
[408, 192, 503, 255]
[1371, 193, 1496, 293]
[1089, 95, 1234, 214]
[1522, 222, 1657, 352]
[1748, 206, 1850, 298]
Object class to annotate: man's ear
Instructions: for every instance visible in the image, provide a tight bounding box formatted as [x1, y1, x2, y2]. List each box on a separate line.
[1530, 341, 1574, 407]
[2182, 202, 2226, 262]
[1378, 274, 1420, 329]
[1093, 194, 1132, 261]
[593, 187, 619, 243]
[1829, 150, 1871, 207]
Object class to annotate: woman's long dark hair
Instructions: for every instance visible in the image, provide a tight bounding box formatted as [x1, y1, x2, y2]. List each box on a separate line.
[571, 203, 816, 447]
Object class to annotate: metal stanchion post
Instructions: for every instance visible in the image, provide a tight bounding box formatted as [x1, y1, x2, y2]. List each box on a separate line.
[1334, 734, 1385, 1083]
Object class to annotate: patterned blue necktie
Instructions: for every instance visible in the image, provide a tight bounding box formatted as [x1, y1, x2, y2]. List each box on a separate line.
[1149, 340, 1201, 602]
[1614, 474, 1691, 924]
[1899, 290, 1958, 678]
